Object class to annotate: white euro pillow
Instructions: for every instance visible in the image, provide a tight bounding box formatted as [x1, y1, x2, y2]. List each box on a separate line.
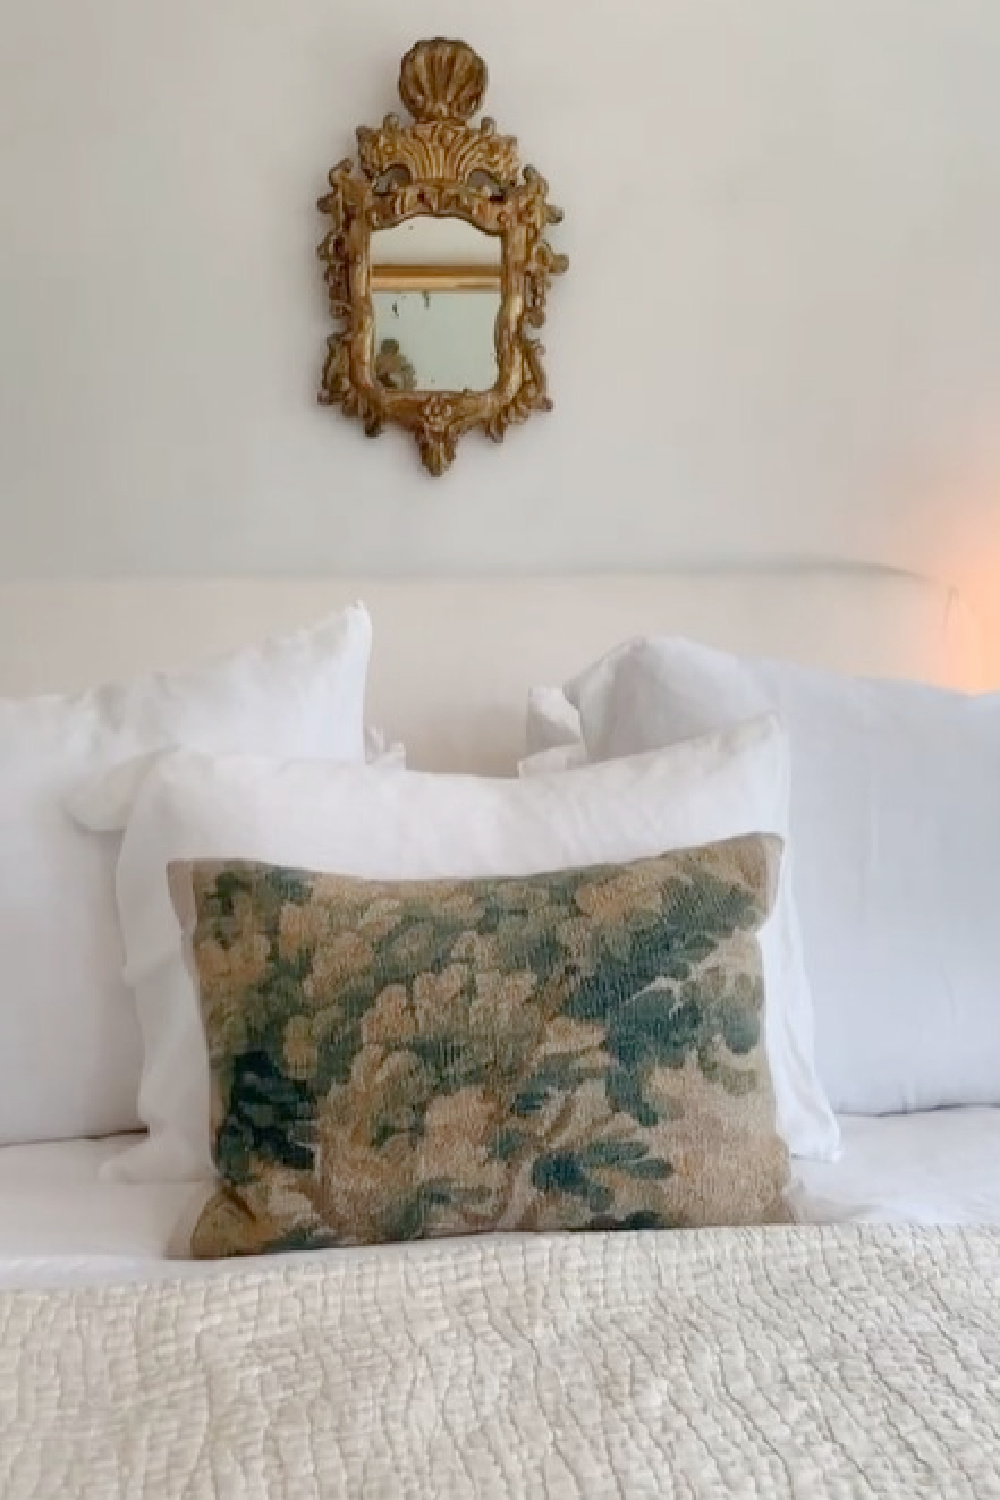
[565, 635, 1000, 1117]
[525, 686, 584, 755]
[80, 714, 833, 1183]
[0, 606, 371, 1145]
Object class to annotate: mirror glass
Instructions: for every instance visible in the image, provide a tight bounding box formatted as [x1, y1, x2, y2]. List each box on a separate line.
[371, 219, 501, 393]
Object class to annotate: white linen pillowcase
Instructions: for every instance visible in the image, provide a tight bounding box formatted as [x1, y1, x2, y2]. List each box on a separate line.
[517, 744, 586, 775]
[75, 718, 404, 837]
[525, 686, 584, 756]
[0, 606, 371, 1146]
[563, 634, 1000, 1117]
[519, 688, 586, 776]
[524, 684, 585, 760]
[77, 714, 829, 1184]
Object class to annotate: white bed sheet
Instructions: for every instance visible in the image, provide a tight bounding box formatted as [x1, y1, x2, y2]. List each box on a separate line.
[1, 1111, 997, 1288]
[0, 1136, 197, 1285]
[794, 1108, 1000, 1225]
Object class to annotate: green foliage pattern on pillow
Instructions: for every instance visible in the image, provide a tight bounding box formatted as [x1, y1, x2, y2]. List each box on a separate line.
[175, 834, 790, 1257]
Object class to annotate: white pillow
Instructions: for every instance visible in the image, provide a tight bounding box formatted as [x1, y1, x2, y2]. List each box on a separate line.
[525, 686, 583, 754]
[0, 606, 371, 1145]
[565, 635, 1000, 1117]
[520, 686, 586, 776]
[79, 714, 835, 1182]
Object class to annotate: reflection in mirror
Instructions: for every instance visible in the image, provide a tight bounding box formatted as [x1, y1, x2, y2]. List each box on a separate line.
[373, 288, 500, 393]
[371, 219, 500, 394]
[372, 217, 500, 270]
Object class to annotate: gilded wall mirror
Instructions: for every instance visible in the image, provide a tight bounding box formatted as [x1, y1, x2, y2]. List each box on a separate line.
[317, 39, 568, 475]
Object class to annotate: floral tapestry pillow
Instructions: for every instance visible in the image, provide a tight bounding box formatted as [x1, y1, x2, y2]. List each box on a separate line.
[172, 834, 790, 1257]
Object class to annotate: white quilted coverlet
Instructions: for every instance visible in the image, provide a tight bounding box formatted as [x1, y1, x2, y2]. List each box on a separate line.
[2, 1226, 999, 1500]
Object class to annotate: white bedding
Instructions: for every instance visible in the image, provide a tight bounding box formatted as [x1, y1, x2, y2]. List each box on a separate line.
[2, 1125, 999, 1494]
[795, 1109, 1000, 1226]
[3, 1224, 1000, 1498]
[0, 569, 993, 1495]
[1, 1109, 998, 1289]
[0, 1137, 197, 1286]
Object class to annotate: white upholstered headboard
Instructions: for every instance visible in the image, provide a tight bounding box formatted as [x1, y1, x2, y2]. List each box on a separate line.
[0, 568, 981, 773]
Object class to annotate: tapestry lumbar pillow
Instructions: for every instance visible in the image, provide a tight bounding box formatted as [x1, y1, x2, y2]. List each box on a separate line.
[173, 835, 790, 1257]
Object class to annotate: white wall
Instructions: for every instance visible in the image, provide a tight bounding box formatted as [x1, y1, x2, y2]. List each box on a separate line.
[2, 1, 1000, 671]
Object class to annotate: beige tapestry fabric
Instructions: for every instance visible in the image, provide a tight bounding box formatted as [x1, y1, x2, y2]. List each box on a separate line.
[173, 835, 790, 1257]
[3, 1227, 1000, 1498]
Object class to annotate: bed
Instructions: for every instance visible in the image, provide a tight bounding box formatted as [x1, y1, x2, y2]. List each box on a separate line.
[1, 567, 997, 1497]
[2, 1131, 999, 1499]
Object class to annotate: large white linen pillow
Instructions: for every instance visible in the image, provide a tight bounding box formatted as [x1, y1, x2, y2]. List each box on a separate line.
[519, 687, 587, 775]
[564, 635, 1000, 1116]
[525, 686, 584, 755]
[0, 606, 371, 1145]
[79, 714, 836, 1182]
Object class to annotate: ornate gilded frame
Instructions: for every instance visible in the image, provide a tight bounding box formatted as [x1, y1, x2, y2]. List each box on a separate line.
[317, 39, 568, 475]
